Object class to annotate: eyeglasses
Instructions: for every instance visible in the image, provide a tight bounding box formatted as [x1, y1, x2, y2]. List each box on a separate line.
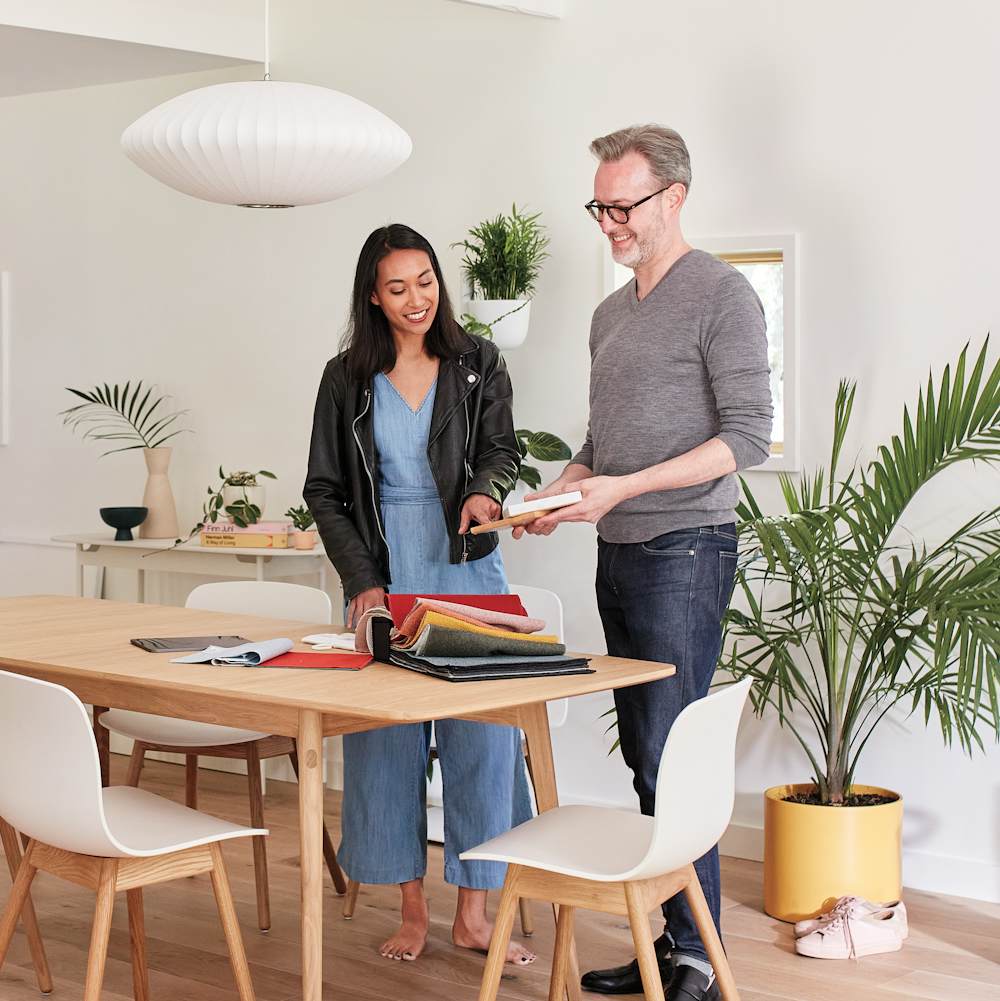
[584, 186, 670, 224]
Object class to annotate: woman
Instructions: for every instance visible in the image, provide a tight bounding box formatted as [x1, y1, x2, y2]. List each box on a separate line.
[304, 224, 534, 965]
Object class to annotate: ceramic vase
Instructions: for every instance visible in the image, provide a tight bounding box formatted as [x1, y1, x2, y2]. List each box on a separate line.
[139, 447, 180, 539]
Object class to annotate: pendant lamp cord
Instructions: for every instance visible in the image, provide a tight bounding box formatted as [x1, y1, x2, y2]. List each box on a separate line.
[263, 0, 271, 80]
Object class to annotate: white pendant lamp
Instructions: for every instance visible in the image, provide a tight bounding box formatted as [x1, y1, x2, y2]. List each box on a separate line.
[120, 2, 412, 208]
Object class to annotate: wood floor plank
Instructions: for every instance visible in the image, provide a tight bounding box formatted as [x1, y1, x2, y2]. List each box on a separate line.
[0, 754, 997, 1001]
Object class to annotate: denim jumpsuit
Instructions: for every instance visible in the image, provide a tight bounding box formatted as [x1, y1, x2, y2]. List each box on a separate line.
[338, 373, 533, 889]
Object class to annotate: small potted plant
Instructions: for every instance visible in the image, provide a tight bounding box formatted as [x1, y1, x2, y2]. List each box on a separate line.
[454, 204, 549, 350]
[285, 504, 318, 550]
[220, 469, 275, 518]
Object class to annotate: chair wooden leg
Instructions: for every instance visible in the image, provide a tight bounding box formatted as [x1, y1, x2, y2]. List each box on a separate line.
[245, 743, 271, 931]
[83, 861, 117, 1001]
[342, 879, 360, 919]
[519, 896, 535, 937]
[126, 742, 147, 786]
[209, 844, 256, 1001]
[547, 905, 575, 1001]
[624, 882, 666, 1001]
[289, 746, 347, 895]
[185, 755, 199, 810]
[127, 888, 150, 1001]
[0, 847, 39, 972]
[0, 821, 51, 994]
[476, 865, 521, 1001]
[682, 866, 740, 1001]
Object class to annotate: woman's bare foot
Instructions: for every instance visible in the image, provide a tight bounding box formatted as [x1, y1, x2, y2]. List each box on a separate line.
[452, 887, 536, 966]
[380, 879, 429, 961]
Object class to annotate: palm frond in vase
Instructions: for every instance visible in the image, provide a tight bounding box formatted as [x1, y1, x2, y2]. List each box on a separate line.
[59, 381, 192, 456]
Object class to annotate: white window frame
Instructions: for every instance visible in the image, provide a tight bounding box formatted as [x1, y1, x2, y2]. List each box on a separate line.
[603, 233, 799, 472]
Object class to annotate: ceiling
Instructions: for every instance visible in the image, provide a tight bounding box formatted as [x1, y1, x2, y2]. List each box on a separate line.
[0, 24, 252, 99]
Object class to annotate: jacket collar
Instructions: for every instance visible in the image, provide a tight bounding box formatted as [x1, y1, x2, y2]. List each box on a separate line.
[428, 342, 480, 446]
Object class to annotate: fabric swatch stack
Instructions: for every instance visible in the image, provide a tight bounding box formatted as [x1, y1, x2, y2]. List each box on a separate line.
[380, 596, 592, 682]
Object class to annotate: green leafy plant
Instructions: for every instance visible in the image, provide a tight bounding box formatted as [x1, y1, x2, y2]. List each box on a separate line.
[175, 467, 277, 546]
[722, 340, 1000, 804]
[459, 313, 497, 339]
[59, 381, 191, 456]
[516, 429, 572, 490]
[454, 204, 550, 301]
[285, 504, 315, 531]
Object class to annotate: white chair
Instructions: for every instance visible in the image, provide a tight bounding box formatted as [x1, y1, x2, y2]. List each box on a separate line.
[0, 670, 264, 1001]
[342, 585, 567, 941]
[99, 581, 346, 932]
[462, 678, 753, 1001]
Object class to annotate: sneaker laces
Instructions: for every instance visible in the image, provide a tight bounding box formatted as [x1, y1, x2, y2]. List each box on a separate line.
[815, 913, 859, 960]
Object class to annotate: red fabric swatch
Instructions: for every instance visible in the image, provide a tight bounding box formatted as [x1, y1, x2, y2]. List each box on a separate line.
[386, 593, 527, 628]
[265, 652, 372, 670]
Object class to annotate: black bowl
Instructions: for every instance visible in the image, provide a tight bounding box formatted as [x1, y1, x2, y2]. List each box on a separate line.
[100, 506, 148, 541]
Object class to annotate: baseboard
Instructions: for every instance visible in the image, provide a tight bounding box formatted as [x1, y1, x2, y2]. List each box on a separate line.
[712, 820, 1000, 904]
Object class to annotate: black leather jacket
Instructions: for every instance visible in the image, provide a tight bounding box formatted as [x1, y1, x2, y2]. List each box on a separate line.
[303, 333, 519, 601]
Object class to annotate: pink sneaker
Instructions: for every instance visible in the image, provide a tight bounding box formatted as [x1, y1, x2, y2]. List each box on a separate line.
[795, 897, 907, 939]
[795, 906, 905, 960]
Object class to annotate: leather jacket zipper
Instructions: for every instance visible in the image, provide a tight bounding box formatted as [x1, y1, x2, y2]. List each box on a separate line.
[460, 396, 472, 563]
[352, 389, 391, 561]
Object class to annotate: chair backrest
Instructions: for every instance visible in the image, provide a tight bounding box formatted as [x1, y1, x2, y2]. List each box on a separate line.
[186, 581, 332, 624]
[509, 584, 569, 729]
[0, 671, 127, 856]
[623, 678, 753, 880]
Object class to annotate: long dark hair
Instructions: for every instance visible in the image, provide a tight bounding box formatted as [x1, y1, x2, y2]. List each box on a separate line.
[342, 224, 466, 382]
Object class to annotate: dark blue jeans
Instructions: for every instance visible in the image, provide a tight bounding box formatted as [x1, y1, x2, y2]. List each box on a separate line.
[596, 524, 738, 965]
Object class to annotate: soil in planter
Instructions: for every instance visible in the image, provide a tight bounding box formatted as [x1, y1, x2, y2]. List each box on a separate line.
[783, 791, 899, 807]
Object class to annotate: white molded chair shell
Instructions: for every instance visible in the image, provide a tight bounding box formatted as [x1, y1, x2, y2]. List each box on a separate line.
[184, 581, 333, 623]
[102, 581, 332, 746]
[462, 679, 753, 881]
[0, 671, 265, 858]
[509, 584, 569, 729]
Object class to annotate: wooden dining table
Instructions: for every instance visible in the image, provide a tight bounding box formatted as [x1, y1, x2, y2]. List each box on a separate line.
[0, 595, 675, 1001]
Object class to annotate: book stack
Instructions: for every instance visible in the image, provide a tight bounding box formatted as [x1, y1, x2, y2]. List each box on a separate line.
[199, 520, 291, 549]
[348, 595, 592, 682]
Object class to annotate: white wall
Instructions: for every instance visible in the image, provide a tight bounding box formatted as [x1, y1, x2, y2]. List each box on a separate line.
[1, 0, 998, 901]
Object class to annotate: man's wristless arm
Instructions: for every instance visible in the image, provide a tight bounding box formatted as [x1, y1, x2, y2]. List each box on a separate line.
[618, 438, 737, 501]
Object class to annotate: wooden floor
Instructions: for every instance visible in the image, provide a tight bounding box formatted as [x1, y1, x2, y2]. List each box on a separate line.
[1, 755, 997, 1001]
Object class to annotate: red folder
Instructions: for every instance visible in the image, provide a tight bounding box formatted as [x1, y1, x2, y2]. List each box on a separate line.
[386, 593, 528, 629]
[265, 652, 372, 670]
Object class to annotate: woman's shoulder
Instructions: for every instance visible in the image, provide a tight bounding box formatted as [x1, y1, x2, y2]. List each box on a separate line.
[457, 330, 502, 371]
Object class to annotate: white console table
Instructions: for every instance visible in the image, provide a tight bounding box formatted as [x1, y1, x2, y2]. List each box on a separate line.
[53, 534, 330, 602]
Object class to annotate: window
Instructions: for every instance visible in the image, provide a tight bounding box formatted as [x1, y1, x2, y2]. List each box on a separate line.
[604, 234, 798, 471]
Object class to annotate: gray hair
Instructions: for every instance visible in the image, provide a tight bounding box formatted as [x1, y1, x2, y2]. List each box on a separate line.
[589, 124, 692, 192]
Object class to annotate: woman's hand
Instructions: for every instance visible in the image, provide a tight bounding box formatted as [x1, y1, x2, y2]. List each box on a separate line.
[459, 494, 501, 534]
[346, 586, 387, 630]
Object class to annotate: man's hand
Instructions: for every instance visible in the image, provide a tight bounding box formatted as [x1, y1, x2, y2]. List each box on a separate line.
[459, 493, 501, 534]
[521, 475, 634, 536]
[513, 474, 634, 537]
[346, 586, 387, 630]
[511, 478, 570, 538]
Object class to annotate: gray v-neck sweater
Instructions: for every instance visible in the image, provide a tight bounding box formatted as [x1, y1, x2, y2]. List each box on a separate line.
[572, 249, 773, 543]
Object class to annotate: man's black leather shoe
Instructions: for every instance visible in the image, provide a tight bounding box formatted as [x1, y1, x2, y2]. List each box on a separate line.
[580, 934, 672, 994]
[667, 965, 720, 1001]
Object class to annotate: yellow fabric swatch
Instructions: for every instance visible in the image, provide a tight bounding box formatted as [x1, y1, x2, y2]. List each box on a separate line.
[397, 610, 559, 650]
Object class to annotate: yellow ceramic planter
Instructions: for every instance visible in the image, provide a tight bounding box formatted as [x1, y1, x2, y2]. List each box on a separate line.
[763, 783, 902, 922]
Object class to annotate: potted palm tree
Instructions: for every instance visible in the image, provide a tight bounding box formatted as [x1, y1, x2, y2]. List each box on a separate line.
[454, 204, 549, 349]
[723, 340, 1000, 922]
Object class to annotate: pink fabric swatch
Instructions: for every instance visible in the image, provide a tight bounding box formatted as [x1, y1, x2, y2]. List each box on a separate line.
[396, 597, 546, 640]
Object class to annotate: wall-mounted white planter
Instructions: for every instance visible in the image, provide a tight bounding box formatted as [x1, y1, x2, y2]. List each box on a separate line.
[464, 298, 531, 350]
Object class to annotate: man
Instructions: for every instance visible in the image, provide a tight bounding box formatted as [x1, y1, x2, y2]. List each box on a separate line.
[515, 124, 772, 1000]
